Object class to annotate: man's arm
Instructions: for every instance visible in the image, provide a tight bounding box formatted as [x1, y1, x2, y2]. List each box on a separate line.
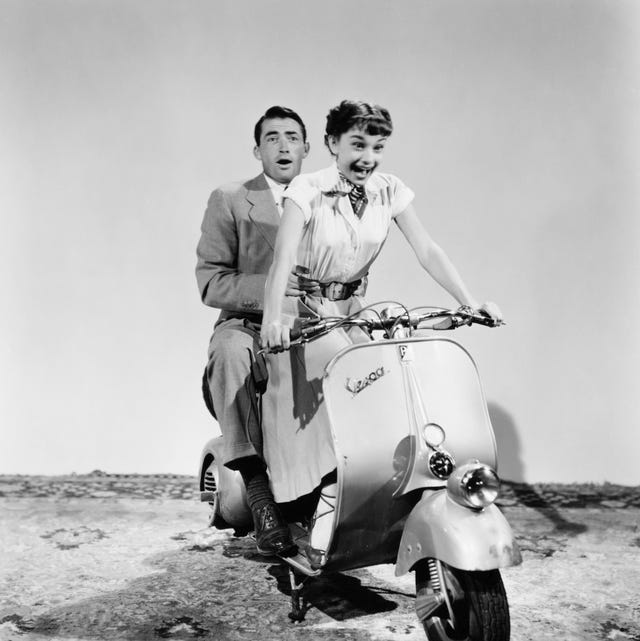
[196, 187, 267, 313]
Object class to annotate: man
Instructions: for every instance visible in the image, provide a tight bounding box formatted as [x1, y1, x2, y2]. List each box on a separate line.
[196, 106, 310, 556]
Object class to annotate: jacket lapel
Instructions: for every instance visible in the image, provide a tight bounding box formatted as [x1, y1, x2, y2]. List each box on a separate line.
[246, 174, 279, 249]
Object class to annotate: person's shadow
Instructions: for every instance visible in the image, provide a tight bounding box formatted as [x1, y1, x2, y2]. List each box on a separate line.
[488, 401, 587, 535]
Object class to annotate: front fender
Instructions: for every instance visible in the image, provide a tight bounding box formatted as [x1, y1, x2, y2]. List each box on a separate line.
[395, 489, 522, 576]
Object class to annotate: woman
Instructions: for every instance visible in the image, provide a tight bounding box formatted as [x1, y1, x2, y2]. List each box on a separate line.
[261, 100, 501, 557]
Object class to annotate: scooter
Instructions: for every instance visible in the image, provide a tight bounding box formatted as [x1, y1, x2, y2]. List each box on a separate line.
[199, 304, 522, 640]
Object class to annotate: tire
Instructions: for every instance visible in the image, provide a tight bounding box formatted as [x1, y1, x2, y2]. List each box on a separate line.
[415, 559, 510, 641]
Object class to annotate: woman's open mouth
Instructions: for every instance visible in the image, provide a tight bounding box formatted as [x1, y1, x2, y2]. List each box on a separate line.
[351, 166, 372, 181]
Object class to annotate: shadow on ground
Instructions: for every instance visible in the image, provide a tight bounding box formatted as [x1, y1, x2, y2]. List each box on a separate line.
[5, 533, 408, 641]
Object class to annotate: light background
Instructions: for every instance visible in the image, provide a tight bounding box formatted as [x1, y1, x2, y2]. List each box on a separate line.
[1, 0, 639, 483]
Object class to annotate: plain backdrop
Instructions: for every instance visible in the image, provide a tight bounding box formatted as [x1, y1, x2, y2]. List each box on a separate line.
[1, 0, 639, 484]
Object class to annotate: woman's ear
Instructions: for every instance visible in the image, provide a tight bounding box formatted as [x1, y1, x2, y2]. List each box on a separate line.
[327, 135, 339, 156]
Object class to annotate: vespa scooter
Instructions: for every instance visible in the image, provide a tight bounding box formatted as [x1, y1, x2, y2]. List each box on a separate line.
[199, 304, 522, 641]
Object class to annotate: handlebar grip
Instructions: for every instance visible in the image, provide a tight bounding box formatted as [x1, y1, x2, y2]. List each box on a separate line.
[472, 311, 503, 327]
[289, 326, 303, 342]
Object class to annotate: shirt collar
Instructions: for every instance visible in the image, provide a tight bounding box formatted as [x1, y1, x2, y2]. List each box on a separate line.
[263, 173, 288, 198]
[263, 173, 288, 215]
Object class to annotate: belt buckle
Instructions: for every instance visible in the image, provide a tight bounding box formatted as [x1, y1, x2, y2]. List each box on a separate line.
[326, 282, 346, 301]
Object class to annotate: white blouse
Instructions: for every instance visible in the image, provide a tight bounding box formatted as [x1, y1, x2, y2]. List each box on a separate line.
[284, 164, 415, 284]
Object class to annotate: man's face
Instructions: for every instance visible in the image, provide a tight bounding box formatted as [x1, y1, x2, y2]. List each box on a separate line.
[328, 126, 388, 186]
[253, 117, 309, 184]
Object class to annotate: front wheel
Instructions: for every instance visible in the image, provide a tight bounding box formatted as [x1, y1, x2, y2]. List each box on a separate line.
[415, 559, 510, 641]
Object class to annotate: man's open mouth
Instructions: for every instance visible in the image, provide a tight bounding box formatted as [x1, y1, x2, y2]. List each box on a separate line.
[276, 159, 292, 167]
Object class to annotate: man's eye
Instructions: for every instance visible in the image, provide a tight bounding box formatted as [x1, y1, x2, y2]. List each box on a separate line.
[287, 134, 299, 142]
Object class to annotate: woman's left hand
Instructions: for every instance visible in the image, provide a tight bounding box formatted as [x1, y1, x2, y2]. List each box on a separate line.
[478, 301, 503, 323]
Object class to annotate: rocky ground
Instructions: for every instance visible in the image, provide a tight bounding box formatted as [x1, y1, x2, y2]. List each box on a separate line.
[1, 475, 639, 641]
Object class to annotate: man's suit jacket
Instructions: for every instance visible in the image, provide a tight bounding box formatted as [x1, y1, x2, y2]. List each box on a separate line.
[196, 174, 280, 323]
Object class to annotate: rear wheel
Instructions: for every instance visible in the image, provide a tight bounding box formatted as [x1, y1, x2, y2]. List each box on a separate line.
[415, 559, 510, 641]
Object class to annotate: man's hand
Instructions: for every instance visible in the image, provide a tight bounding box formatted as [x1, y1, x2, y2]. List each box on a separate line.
[285, 271, 321, 297]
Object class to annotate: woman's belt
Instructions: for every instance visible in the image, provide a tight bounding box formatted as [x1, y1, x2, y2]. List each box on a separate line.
[318, 279, 363, 301]
[295, 268, 368, 301]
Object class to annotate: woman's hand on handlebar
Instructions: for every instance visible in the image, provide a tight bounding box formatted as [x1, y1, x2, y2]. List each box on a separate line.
[477, 301, 503, 324]
[260, 320, 291, 352]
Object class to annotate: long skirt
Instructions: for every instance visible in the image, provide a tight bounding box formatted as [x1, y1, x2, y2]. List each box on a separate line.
[262, 294, 367, 503]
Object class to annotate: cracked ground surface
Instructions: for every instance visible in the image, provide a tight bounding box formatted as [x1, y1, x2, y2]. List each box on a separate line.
[0, 475, 639, 641]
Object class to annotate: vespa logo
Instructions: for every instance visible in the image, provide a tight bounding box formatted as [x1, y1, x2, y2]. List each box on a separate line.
[345, 366, 388, 397]
[398, 344, 414, 361]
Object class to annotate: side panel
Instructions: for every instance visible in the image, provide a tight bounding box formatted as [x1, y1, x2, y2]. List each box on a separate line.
[322, 337, 497, 571]
[200, 437, 252, 529]
[395, 491, 522, 575]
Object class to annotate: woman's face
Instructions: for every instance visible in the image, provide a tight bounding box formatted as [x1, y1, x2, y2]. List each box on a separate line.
[328, 126, 388, 186]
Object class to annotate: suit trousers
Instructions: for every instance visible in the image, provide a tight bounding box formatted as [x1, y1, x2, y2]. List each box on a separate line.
[205, 318, 263, 470]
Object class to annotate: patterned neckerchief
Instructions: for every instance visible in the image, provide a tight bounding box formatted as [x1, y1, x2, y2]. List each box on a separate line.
[327, 171, 368, 218]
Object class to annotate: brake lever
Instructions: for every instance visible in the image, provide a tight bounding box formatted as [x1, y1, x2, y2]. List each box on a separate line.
[432, 316, 461, 330]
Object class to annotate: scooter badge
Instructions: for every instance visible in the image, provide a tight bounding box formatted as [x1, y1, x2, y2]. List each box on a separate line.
[398, 344, 414, 361]
[345, 366, 387, 397]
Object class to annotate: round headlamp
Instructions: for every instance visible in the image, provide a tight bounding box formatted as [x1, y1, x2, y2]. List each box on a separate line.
[447, 461, 500, 509]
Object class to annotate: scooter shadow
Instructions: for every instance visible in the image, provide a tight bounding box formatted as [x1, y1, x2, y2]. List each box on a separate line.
[221, 536, 404, 621]
[489, 401, 587, 536]
[266, 564, 403, 621]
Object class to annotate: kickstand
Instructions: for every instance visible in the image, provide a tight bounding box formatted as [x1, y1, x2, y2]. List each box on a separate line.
[287, 567, 309, 622]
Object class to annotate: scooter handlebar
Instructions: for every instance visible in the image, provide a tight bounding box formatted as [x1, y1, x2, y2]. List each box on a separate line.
[266, 305, 503, 352]
[430, 304, 503, 329]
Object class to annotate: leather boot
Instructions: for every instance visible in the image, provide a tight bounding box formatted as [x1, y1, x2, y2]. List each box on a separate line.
[252, 502, 297, 557]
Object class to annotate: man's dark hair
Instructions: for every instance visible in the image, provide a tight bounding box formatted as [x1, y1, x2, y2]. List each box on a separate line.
[254, 106, 307, 145]
[324, 100, 393, 151]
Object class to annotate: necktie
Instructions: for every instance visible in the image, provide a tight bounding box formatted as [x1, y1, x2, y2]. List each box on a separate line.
[277, 185, 288, 216]
[337, 172, 368, 218]
[348, 183, 366, 217]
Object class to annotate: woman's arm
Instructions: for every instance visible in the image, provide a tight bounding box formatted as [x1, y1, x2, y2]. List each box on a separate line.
[394, 204, 502, 319]
[261, 199, 306, 350]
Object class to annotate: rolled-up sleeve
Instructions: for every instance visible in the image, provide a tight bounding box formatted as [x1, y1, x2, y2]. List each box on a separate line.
[389, 176, 415, 218]
[283, 175, 314, 223]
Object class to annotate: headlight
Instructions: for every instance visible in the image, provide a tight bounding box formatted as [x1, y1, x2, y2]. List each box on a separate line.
[447, 461, 500, 509]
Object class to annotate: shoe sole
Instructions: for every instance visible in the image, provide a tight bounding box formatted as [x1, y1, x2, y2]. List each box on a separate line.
[256, 543, 298, 558]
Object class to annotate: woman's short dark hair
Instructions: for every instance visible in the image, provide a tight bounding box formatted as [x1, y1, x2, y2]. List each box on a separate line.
[254, 106, 307, 145]
[324, 100, 393, 151]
